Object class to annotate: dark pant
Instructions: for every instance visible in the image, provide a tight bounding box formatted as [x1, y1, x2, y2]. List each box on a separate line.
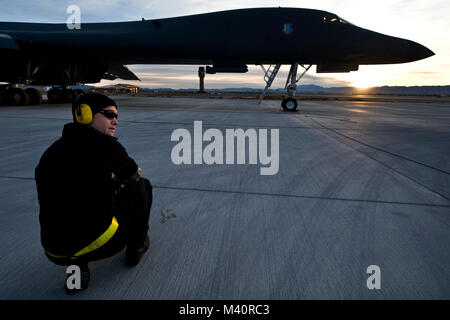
[46, 178, 152, 267]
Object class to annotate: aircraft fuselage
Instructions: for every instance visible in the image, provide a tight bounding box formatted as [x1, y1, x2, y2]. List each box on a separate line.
[0, 7, 434, 85]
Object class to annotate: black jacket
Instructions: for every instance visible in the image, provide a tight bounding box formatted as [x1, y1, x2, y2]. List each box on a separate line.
[35, 123, 138, 255]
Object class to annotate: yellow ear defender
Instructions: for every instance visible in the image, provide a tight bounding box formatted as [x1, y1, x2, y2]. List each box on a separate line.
[75, 103, 93, 125]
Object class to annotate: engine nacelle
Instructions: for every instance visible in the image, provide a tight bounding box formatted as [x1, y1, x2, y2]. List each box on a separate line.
[316, 63, 359, 73]
[206, 65, 248, 74]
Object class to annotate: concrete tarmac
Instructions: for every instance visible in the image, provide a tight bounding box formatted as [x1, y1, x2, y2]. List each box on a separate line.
[0, 96, 449, 299]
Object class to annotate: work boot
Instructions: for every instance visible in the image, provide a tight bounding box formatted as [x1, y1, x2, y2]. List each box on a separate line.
[126, 235, 149, 267]
[64, 264, 90, 295]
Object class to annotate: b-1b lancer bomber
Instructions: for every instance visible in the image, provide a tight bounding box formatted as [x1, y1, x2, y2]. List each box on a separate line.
[0, 7, 434, 110]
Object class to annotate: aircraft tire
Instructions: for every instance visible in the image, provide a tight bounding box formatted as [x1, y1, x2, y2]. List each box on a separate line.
[8, 88, 30, 106]
[0, 88, 7, 106]
[25, 88, 42, 105]
[59, 88, 77, 103]
[281, 98, 298, 111]
[47, 88, 59, 103]
[75, 89, 86, 96]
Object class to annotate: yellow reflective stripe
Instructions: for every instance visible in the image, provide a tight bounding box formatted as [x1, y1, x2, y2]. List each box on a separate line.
[46, 217, 119, 259]
[74, 217, 119, 257]
[46, 251, 68, 259]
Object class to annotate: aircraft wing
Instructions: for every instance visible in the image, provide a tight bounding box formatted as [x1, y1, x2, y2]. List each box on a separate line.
[0, 28, 139, 84]
[103, 65, 140, 81]
[0, 33, 20, 50]
[0, 26, 140, 84]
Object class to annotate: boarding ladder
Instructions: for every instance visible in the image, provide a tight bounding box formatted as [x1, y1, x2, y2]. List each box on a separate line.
[258, 64, 281, 104]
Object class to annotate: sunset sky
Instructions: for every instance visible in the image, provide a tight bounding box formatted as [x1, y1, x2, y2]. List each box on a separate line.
[1, 0, 448, 89]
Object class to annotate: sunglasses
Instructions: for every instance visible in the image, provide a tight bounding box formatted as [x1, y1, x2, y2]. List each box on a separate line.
[98, 110, 118, 120]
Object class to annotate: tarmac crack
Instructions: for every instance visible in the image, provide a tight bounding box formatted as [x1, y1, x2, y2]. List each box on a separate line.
[1, 175, 449, 208]
[309, 117, 450, 203]
[152, 185, 450, 209]
[310, 117, 450, 175]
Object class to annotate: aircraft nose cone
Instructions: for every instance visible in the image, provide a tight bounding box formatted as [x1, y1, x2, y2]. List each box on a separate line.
[406, 40, 435, 62]
[362, 29, 435, 64]
[409, 41, 434, 60]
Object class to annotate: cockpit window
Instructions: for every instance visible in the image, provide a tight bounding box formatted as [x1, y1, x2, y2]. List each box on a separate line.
[322, 13, 337, 23]
[339, 17, 352, 24]
[322, 14, 352, 25]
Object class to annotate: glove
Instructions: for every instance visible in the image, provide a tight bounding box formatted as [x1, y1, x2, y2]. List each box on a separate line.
[118, 167, 142, 184]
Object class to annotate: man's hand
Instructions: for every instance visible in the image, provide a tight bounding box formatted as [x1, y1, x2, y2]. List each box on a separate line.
[115, 167, 142, 185]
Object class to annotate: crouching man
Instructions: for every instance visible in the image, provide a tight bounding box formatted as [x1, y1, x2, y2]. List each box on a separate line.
[35, 93, 152, 294]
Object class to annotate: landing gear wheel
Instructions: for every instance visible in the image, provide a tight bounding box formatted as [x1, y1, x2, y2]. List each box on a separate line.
[59, 88, 77, 103]
[47, 88, 59, 103]
[9, 88, 29, 106]
[0, 89, 7, 106]
[281, 98, 298, 111]
[75, 89, 86, 96]
[47, 88, 76, 103]
[25, 88, 42, 105]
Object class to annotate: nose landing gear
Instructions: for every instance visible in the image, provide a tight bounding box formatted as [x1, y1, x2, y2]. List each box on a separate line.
[258, 63, 312, 112]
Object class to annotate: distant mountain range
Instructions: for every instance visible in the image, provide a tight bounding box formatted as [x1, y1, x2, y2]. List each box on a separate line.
[138, 85, 450, 96]
[74, 84, 450, 96]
